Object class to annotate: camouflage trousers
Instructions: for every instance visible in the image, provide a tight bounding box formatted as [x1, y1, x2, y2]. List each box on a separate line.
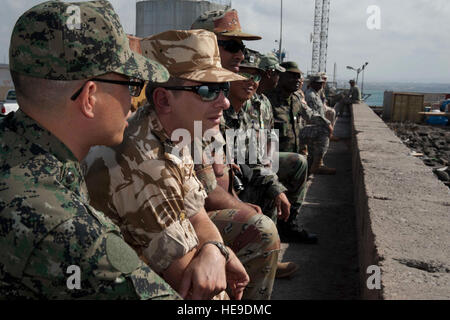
[208, 209, 280, 300]
[325, 106, 336, 127]
[300, 125, 330, 160]
[276, 152, 308, 223]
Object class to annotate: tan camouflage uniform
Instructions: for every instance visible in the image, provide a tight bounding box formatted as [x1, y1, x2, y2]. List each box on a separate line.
[0, 0, 178, 299]
[192, 134, 280, 300]
[84, 106, 204, 274]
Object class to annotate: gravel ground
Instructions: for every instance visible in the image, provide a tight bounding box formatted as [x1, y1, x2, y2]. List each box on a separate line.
[387, 122, 450, 189]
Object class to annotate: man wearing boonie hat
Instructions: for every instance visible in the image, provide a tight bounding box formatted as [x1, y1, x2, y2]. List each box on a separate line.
[0, 0, 179, 299]
[84, 29, 251, 300]
[191, 8, 261, 73]
[304, 73, 336, 175]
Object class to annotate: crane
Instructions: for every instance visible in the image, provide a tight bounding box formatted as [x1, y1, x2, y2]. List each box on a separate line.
[311, 0, 330, 74]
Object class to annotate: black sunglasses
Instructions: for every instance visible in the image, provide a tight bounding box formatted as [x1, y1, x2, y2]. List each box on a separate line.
[70, 78, 145, 101]
[217, 40, 246, 54]
[163, 82, 230, 101]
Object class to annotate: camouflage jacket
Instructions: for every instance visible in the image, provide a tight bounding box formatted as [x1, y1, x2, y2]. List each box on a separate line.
[220, 94, 287, 199]
[0, 110, 178, 300]
[348, 85, 362, 103]
[84, 105, 206, 274]
[266, 88, 329, 153]
[305, 87, 332, 124]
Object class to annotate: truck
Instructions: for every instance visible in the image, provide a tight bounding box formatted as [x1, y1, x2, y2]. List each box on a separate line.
[0, 89, 19, 116]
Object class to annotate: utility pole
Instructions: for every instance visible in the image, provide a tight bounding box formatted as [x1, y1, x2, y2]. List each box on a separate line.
[279, 0, 283, 63]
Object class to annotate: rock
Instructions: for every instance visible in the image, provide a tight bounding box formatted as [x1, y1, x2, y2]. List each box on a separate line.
[435, 170, 450, 182]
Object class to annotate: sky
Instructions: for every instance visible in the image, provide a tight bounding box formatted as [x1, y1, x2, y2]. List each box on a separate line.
[1, 0, 450, 84]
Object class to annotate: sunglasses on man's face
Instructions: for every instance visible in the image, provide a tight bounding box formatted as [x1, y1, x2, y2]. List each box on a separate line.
[164, 82, 230, 101]
[217, 40, 246, 54]
[70, 78, 145, 101]
[238, 72, 262, 83]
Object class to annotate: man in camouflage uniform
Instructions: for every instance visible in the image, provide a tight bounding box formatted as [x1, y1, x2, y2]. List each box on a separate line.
[84, 30, 258, 300]
[191, 11, 297, 283]
[335, 79, 362, 117]
[268, 67, 335, 175]
[0, 1, 179, 299]
[319, 73, 337, 129]
[257, 55, 315, 244]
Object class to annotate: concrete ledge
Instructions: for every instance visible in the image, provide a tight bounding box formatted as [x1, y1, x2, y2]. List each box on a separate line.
[352, 103, 450, 300]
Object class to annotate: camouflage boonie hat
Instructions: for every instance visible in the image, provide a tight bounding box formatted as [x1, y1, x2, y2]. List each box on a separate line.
[280, 61, 303, 74]
[141, 30, 245, 83]
[308, 73, 325, 83]
[239, 49, 264, 72]
[9, 0, 168, 82]
[259, 53, 286, 72]
[191, 9, 261, 41]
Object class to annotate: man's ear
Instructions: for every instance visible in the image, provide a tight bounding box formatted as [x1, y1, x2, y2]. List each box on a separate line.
[77, 81, 97, 119]
[153, 87, 172, 115]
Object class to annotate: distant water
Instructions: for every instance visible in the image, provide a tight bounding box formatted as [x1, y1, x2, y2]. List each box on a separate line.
[335, 82, 450, 107]
[363, 89, 384, 106]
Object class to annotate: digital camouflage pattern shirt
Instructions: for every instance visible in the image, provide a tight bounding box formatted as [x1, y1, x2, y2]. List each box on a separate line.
[84, 105, 206, 275]
[221, 94, 287, 199]
[267, 88, 330, 153]
[0, 110, 178, 299]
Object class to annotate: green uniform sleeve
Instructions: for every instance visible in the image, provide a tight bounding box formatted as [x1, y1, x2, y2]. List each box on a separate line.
[21, 216, 181, 300]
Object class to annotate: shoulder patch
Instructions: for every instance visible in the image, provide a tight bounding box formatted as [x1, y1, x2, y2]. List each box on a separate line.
[106, 233, 140, 274]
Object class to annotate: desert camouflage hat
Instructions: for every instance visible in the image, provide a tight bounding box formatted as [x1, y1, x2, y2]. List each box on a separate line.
[259, 53, 286, 72]
[191, 9, 261, 41]
[141, 30, 246, 83]
[308, 73, 325, 83]
[239, 49, 264, 71]
[280, 61, 303, 74]
[9, 0, 168, 82]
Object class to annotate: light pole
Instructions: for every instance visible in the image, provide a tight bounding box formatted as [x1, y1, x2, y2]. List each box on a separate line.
[346, 62, 368, 88]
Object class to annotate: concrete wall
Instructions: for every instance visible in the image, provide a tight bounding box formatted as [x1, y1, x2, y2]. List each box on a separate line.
[136, 0, 229, 38]
[352, 103, 450, 299]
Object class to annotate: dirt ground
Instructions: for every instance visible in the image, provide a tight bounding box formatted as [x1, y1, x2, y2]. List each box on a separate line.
[272, 117, 360, 300]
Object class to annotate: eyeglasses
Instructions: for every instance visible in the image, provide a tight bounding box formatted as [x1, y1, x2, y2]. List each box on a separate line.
[163, 82, 230, 101]
[238, 72, 262, 83]
[217, 40, 246, 53]
[70, 78, 145, 101]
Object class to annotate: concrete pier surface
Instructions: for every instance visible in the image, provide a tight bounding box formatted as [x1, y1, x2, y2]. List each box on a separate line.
[272, 104, 450, 300]
[272, 116, 359, 300]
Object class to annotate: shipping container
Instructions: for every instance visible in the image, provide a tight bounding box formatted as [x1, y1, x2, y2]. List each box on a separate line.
[383, 91, 425, 123]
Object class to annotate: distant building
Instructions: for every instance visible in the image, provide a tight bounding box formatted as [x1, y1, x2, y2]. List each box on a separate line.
[136, 0, 231, 38]
[0, 64, 13, 100]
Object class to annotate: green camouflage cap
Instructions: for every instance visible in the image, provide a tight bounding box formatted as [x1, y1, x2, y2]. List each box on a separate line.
[280, 61, 302, 74]
[9, 0, 169, 82]
[191, 9, 261, 41]
[239, 48, 264, 71]
[259, 53, 286, 72]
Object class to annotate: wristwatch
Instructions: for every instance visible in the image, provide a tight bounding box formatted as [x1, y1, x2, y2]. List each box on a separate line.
[202, 241, 230, 262]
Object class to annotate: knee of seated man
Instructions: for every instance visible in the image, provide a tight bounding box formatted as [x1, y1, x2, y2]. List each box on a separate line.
[246, 212, 280, 250]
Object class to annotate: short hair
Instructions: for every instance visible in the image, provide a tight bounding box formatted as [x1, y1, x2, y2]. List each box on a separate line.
[145, 77, 185, 106]
[11, 71, 82, 110]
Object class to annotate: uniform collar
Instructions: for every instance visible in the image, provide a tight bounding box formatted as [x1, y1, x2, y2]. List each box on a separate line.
[5, 109, 77, 163]
[3, 110, 88, 200]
